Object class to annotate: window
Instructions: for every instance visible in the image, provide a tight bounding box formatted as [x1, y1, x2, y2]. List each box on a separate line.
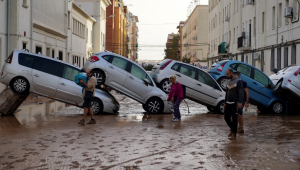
[272, 6, 275, 29]
[68, 12, 71, 29]
[62, 65, 80, 82]
[18, 54, 35, 68]
[171, 63, 180, 71]
[291, 44, 296, 64]
[237, 0, 239, 12]
[39, 58, 61, 76]
[236, 64, 251, 77]
[22, 43, 27, 50]
[293, 0, 298, 20]
[179, 64, 196, 79]
[52, 49, 55, 58]
[279, 3, 282, 26]
[233, 28, 235, 43]
[254, 69, 269, 86]
[286, 0, 290, 24]
[59, 51, 63, 61]
[46, 48, 50, 57]
[111, 57, 128, 70]
[72, 19, 85, 38]
[102, 55, 112, 62]
[277, 47, 282, 69]
[36, 46, 42, 54]
[230, 63, 237, 69]
[198, 70, 218, 88]
[130, 64, 152, 86]
[254, 17, 256, 36]
[262, 12, 265, 33]
[284, 47, 288, 67]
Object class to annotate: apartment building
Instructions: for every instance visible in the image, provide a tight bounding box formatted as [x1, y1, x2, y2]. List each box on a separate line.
[182, 5, 209, 65]
[128, 14, 139, 61]
[209, 0, 300, 75]
[176, 21, 185, 61]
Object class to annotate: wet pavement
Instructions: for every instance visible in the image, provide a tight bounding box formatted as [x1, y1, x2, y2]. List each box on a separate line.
[1, 93, 300, 170]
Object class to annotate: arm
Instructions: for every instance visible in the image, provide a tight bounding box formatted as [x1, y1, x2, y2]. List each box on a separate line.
[167, 86, 173, 101]
[237, 80, 244, 104]
[245, 87, 250, 107]
[178, 84, 184, 101]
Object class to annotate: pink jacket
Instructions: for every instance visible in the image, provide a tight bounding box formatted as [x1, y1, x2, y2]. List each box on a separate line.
[167, 82, 184, 101]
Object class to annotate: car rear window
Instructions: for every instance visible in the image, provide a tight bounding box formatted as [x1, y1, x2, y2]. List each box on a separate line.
[18, 53, 36, 68]
[158, 59, 171, 65]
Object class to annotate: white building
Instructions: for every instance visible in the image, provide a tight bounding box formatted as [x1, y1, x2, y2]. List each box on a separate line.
[209, 0, 300, 76]
[127, 13, 139, 61]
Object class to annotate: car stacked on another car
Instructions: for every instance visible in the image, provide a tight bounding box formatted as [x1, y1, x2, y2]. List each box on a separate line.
[150, 59, 226, 114]
[0, 49, 119, 114]
[208, 60, 289, 114]
[82, 51, 172, 114]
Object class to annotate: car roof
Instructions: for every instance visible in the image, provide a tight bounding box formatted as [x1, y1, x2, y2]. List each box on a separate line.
[172, 60, 208, 71]
[14, 49, 80, 70]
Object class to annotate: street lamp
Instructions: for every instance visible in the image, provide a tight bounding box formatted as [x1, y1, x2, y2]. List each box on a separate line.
[101, 15, 115, 21]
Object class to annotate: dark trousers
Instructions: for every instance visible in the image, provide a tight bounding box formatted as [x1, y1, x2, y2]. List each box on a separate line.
[173, 100, 181, 119]
[224, 103, 238, 134]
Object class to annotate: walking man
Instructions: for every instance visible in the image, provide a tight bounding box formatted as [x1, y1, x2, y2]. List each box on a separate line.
[234, 71, 250, 133]
[223, 69, 244, 140]
[78, 69, 97, 124]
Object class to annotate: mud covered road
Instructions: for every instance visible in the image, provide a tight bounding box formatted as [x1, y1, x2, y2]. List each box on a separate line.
[0, 94, 300, 169]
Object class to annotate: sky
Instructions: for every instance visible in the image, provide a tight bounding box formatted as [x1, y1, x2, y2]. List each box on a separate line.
[124, 0, 209, 61]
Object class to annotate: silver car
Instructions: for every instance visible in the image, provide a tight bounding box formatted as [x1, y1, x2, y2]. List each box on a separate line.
[82, 51, 171, 114]
[150, 59, 226, 114]
[0, 50, 119, 114]
[270, 66, 300, 100]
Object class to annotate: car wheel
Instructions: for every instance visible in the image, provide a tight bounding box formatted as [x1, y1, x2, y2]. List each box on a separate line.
[207, 106, 215, 112]
[273, 80, 283, 95]
[145, 98, 164, 114]
[269, 101, 286, 114]
[215, 101, 225, 114]
[93, 70, 105, 86]
[11, 77, 30, 95]
[142, 104, 148, 112]
[91, 98, 103, 115]
[160, 79, 172, 93]
[218, 77, 229, 91]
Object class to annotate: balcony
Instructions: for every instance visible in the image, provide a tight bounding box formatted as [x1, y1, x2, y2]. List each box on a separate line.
[237, 36, 251, 51]
[218, 42, 227, 55]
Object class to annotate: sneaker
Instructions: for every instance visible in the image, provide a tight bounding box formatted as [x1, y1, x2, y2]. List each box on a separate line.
[178, 117, 181, 121]
[228, 133, 236, 140]
[237, 128, 244, 133]
[87, 119, 96, 124]
[172, 118, 178, 122]
[78, 119, 85, 125]
[228, 130, 233, 137]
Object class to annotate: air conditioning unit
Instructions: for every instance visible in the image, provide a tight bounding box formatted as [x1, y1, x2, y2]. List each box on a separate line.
[225, 15, 230, 22]
[253, 53, 260, 60]
[241, 32, 246, 38]
[247, 0, 255, 5]
[226, 43, 230, 48]
[284, 7, 293, 18]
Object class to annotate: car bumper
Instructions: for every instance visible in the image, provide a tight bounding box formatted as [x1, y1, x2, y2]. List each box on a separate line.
[82, 61, 96, 71]
[282, 82, 300, 98]
[103, 101, 119, 114]
[0, 72, 13, 85]
[150, 73, 167, 84]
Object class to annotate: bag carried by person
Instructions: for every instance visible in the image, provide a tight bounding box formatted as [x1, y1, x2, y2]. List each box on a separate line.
[75, 73, 87, 87]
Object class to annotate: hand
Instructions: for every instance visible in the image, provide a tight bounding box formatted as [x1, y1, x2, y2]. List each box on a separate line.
[245, 103, 250, 107]
[180, 99, 183, 103]
[80, 79, 85, 84]
[238, 103, 243, 109]
[170, 99, 174, 103]
[223, 104, 226, 109]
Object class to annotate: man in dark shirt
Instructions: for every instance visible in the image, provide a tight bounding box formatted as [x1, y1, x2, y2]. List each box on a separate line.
[223, 69, 244, 140]
[234, 71, 249, 133]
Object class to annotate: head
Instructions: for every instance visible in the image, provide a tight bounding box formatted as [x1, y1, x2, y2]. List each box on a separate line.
[169, 75, 177, 84]
[86, 69, 93, 77]
[234, 71, 241, 78]
[225, 68, 235, 79]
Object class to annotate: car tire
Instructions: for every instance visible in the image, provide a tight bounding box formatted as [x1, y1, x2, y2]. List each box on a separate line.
[10, 77, 30, 95]
[93, 70, 105, 86]
[160, 79, 172, 94]
[215, 101, 225, 114]
[142, 104, 148, 112]
[218, 77, 229, 91]
[91, 98, 103, 115]
[145, 98, 164, 114]
[207, 106, 215, 112]
[273, 80, 283, 95]
[269, 101, 286, 114]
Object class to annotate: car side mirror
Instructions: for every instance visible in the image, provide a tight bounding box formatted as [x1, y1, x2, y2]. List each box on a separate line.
[143, 79, 149, 86]
[272, 68, 278, 74]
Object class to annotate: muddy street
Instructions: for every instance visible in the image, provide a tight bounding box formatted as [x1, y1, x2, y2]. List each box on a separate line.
[0, 95, 300, 170]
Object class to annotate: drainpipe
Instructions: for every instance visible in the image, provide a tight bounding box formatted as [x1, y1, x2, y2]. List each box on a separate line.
[65, 0, 68, 63]
[7, 0, 11, 56]
[277, 0, 279, 45]
[30, 0, 33, 52]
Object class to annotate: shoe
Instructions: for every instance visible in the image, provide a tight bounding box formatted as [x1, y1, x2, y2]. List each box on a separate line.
[78, 119, 85, 125]
[237, 128, 244, 133]
[178, 117, 181, 121]
[228, 133, 236, 140]
[172, 118, 178, 122]
[87, 119, 96, 124]
[228, 130, 233, 137]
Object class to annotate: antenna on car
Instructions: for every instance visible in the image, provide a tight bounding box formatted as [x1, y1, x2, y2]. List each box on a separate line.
[38, 52, 42, 55]
[55, 57, 59, 60]
[74, 63, 78, 67]
[21, 49, 29, 52]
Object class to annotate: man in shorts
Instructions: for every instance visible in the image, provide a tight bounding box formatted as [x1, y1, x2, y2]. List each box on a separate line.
[234, 71, 249, 133]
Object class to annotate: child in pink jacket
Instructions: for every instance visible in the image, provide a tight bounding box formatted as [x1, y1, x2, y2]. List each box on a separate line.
[167, 76, 184, 121]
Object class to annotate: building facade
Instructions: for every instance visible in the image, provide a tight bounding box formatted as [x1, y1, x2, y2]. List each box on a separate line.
[182, 5, 209, 65]
[128, 14, 139, 61]
[176, 21, 185, 61]
[209, 0, 300, 76]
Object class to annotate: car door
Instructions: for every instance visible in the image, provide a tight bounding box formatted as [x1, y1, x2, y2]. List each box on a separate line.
[251, 68, 273, 105]
[175, 64, 197, 99]
[55, 65, 83, 105]
[123, 63, 154, 102]
[105, 56, 128, 91]
[31, 57, 61, 97]
[194, 69, 223, 105]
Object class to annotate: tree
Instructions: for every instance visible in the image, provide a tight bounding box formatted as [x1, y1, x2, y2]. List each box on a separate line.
[164, 35, 179, 60]
[142, 64, 154, 71]
[182, 57, 191, 64]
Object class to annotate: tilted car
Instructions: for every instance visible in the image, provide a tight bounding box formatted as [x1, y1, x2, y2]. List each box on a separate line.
[269, 66, 300, 100]
[208, 60, 289, 114]
[0, 49, 119, 114]
[150, 59, 226, 114]
[82, 51, 172, 114]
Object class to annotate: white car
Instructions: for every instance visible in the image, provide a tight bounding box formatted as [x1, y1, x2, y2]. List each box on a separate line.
[82, 51, 172, 114]
[150, 59, 226, 114]
[0, 49, 119, 114]
[270, 66, 300, 100]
